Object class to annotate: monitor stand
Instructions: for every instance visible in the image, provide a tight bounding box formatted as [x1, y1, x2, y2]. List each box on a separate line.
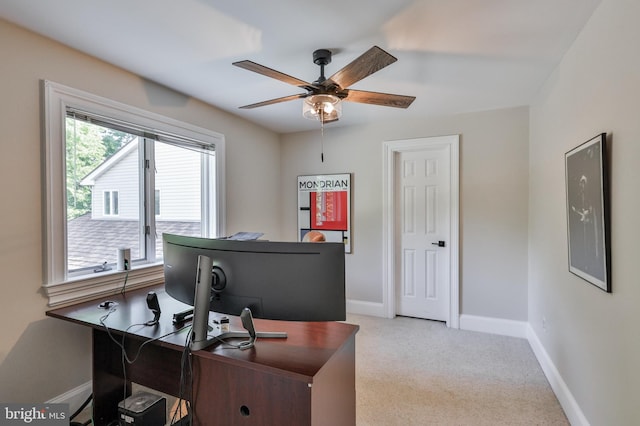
[190, 255, 287, 351]
[191, 308, 287, 351]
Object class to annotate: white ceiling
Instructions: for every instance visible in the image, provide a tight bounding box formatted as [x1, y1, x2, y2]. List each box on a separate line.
[0, 0, 601, 134]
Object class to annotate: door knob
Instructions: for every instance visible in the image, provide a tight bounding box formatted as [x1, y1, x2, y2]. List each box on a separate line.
[431, 241, 446, 247]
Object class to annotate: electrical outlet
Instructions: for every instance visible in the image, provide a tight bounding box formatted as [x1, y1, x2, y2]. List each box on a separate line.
[542, 316, 547, 332]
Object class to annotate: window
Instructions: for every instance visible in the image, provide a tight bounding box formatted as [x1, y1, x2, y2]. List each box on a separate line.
[103, 191, 119, 216]
[43, 80, 226, 306]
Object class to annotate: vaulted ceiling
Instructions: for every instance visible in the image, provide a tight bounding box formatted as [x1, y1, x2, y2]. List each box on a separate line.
[0, 0, 601, 133]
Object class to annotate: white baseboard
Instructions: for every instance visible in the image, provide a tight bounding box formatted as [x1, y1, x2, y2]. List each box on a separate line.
[47, 381, 92, 414]
[526, 325, 590, 426]
[346, 299, 386, 317]
[459, 314, 528, 338]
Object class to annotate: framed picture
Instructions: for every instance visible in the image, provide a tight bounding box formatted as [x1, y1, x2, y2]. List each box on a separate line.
[297, 173, 351, 253]
[565, 133, 611, 292]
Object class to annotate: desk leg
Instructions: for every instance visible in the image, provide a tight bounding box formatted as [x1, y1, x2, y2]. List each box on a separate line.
[311, 334, 356, 425]
[93, 329, 131, 426]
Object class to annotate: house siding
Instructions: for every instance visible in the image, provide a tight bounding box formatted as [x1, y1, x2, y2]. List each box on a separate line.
[88, 140, 203, 221]
[155, 141, 202, 222]
[91, 141, 140, 220]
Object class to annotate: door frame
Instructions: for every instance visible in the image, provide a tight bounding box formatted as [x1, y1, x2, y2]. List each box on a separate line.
[382, 135, 460, 328]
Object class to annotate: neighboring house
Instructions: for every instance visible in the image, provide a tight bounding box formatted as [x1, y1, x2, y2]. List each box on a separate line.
[67, 139, 205, 270]
[80, 138, 202, 221]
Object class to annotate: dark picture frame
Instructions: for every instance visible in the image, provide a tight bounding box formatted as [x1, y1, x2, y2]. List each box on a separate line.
[565, 133, 611, 292]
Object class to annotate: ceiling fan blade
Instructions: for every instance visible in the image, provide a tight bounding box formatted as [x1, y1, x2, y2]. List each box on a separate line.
[327, 46, 397, 89]
[344, 89, 416, 109]
[233, 60, 312, 88]
[239, 93, 308, 109]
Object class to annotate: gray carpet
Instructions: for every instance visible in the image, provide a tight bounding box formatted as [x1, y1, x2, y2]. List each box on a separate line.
[74, 314, 568, 425]
[348, 314, 568, 426]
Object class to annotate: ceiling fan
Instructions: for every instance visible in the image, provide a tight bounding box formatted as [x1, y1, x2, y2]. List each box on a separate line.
[232, 46, 416, 124]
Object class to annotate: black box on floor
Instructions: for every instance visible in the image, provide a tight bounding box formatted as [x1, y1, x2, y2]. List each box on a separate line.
[118, 391, 166, 425]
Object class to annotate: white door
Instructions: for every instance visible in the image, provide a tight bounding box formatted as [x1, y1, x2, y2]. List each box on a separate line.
[395, 146, 451, 321]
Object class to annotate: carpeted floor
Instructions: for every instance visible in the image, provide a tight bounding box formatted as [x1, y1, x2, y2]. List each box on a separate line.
[348, 314, 569, 426]
[73, 314, 568, 425]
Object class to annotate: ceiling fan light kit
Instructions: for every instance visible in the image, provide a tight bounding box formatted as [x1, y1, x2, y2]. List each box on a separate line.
[233, 45, 415, 125]
[302, 93, 342, 123]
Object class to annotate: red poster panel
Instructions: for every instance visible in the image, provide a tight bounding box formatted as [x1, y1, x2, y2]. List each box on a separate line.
[310, 191, 348, 230]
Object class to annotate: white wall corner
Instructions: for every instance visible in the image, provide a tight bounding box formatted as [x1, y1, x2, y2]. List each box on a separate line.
[346, 299, 387, 317]
[46, 381, 92, 415]
[526, 324, 590, 426]
[459, 314, 528, 338]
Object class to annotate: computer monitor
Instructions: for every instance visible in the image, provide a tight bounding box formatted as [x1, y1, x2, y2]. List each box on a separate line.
[162, 233, 346, 322]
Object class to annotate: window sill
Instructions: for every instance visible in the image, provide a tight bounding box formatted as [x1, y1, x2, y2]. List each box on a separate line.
[43, 264, 164, 308]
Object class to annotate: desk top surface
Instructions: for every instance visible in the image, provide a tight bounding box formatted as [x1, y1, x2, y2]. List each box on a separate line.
[47, 284, 359, 381]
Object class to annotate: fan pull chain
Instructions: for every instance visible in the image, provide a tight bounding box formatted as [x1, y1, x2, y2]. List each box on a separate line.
[320, 109, 325, 162]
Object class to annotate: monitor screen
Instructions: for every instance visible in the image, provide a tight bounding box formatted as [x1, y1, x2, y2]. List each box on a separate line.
[162, 233, 346, 321]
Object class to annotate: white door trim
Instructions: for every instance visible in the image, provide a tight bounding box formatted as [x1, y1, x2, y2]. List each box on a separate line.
[382, 135, 460, 328]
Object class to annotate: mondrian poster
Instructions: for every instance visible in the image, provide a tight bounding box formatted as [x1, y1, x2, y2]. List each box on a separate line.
[298, 173, 351, 253]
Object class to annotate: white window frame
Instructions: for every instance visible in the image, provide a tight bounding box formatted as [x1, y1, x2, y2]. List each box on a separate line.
[155, 189, 161, 217]
[103, 190, 119, 216]
[42, 80, 226, 307]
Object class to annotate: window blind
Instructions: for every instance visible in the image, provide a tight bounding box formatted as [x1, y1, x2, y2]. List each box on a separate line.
[66, 108, 215, 156]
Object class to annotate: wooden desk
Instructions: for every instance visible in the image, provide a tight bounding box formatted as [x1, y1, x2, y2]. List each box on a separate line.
[47, 285, 358, 426]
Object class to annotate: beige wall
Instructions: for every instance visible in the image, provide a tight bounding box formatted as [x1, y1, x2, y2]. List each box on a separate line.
[529, 0, 640, 423]
[0, 19, 281, 402]
[280, 106, 530, 321]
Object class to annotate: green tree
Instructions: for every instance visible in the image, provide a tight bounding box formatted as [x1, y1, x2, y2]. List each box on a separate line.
[102, 129, 135, 158]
